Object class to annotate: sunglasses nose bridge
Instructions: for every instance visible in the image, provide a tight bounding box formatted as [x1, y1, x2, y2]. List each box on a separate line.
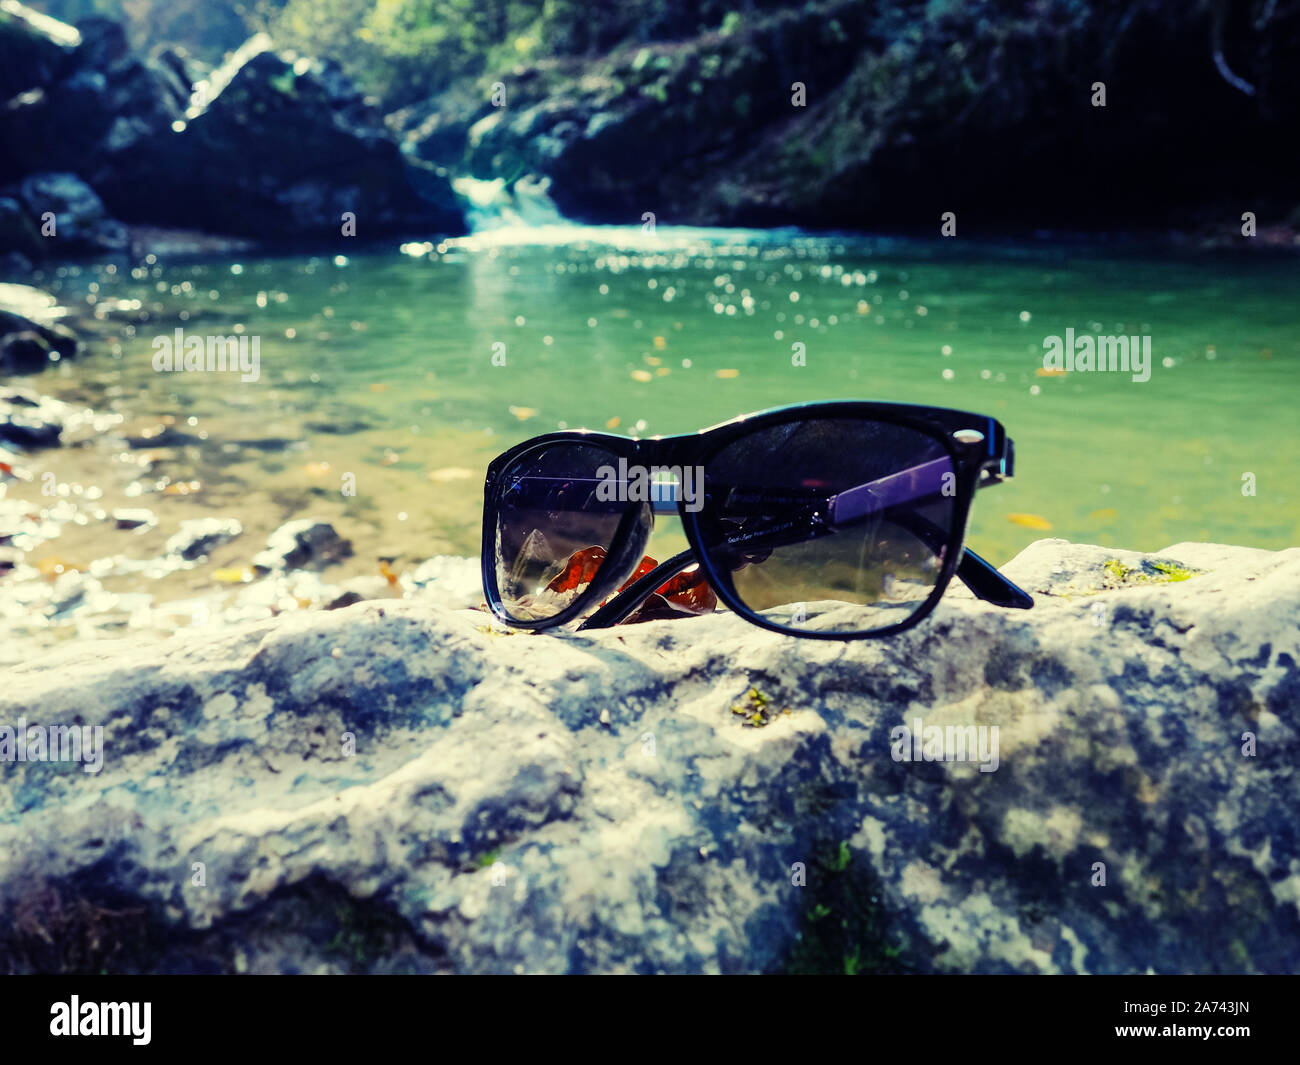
[629, 438, 703, 516]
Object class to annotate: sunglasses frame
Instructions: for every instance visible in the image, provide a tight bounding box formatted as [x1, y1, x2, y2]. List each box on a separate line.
[480, 400, 1019, 640]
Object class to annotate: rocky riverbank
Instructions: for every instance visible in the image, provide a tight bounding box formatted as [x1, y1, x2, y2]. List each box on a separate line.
[0, 275, 491, 664]
[0, 537, 1296, 973]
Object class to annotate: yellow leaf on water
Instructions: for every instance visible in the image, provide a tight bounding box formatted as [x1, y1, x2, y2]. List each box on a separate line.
[369, 382, 389, 392]
[304, 462, 332, 477]
[1007, 512, 1053, 530]
[631, 369, 653, 382]
[509, 405, 537, 421]
[428, 467, 475, 482]
[1089, 508, 1119, 521]
[653, 336, 667, 349]
[605, 416, 621, 429]
[37, 557, 80, 579]
[715, 368, 740, 379]
[213, 567, 254, 584]
[162, 480, 201, 496]
[1035, 367, 1068, 377]
[644, 355, 662, 366]
[656, 366, 670, 376]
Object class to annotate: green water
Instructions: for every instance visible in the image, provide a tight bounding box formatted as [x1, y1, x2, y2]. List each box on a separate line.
[32, 227, 1300, 577]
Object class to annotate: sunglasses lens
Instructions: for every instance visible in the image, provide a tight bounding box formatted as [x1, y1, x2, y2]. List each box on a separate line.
[493, 443, 648, 621]
[698, 418, 959, 634]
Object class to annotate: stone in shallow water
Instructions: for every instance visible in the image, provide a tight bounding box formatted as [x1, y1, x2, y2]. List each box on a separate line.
[163, 518, 243, 561]
[252, 519, 352, 572]
[111, 508, 157, 532]
[0, 387, 65, 448]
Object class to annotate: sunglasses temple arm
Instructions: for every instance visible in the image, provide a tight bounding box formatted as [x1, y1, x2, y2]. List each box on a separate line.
[866, 504, 1031, 609]
[577, 475, 1031, 630]
[957, 548, 1034, 609]
[828, 464, 1032, 609]
[576, 549, 700, 631]
[721, 497, 1033, 610]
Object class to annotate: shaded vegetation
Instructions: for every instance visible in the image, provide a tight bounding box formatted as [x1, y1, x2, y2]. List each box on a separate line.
[784, 838, 912, 975]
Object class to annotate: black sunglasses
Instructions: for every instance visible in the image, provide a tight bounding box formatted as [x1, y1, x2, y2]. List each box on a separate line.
[480, 401, 1033, 639]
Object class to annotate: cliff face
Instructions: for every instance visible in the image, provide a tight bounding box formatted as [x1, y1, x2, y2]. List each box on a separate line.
[1, 539, 1296, 974]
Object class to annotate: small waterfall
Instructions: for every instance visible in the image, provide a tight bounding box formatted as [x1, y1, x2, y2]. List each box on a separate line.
[444, 173, 796, 251]
[450, 175, 566, 233]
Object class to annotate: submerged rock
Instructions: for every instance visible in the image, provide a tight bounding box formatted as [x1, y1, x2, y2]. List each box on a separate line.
[0, 385, 115, 450]
[0, 386, 67, 448]
[0, 284, 78, 374]
[0, 539, 1295, 974]
[111, 508, 157, 532]
[252, 519, 353, 572]
[163, 518, 243, 562]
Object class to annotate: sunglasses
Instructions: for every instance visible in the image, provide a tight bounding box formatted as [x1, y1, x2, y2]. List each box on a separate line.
[480, 401, 1033, 639]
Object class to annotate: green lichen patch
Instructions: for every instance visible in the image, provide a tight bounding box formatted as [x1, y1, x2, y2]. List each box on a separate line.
[729, 686, 792, 728]
[1101, 557, 1204, 589]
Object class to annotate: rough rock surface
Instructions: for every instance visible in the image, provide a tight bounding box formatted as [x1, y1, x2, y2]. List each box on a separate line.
[0, 540, 1296, 974]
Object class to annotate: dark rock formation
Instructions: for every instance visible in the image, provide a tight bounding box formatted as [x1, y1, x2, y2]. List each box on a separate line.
[0, 283, 79, 374]
[0, 3, 465, 251]
[393, 0, 1300, 232]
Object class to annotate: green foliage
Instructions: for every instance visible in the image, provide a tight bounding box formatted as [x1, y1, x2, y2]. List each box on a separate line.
[785, 840, 910, 975]
[242, 0, 799, 104]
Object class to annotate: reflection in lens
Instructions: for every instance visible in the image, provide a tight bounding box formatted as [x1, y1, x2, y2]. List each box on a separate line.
[699, 419, 957, 633]
[494, 443, 649, 620]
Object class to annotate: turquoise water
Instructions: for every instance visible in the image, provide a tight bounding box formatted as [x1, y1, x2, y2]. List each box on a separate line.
[31, 226, 1300, 580]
